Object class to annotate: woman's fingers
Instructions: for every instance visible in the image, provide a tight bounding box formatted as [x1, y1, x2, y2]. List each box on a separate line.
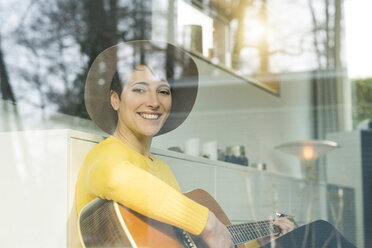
[273, 217, 296, 236]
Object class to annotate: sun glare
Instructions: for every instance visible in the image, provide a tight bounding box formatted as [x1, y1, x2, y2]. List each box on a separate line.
[244, 18, 267, 44]
[345, 0, 372, 79]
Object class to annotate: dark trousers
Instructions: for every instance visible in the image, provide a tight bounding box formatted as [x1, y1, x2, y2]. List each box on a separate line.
[261, 220, 357, 248]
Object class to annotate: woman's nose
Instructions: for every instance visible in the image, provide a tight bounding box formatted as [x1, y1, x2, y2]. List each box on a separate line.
[146, 92, 160, 109]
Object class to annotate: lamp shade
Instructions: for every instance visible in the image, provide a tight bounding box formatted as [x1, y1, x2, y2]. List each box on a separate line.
[275, 140, 339, 160]
[275, 140, 339, 181]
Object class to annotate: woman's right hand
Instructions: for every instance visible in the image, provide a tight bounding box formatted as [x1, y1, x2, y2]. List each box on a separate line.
[200, 211, 234, 248]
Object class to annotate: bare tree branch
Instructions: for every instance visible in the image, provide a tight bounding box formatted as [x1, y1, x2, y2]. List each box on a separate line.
[0, 37, 16, 102]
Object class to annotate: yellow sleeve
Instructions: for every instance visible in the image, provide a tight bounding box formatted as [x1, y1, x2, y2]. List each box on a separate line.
[85, 155, 209, 235]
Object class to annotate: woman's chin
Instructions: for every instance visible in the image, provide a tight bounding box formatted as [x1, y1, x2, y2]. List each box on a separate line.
[139, 128, 162, 138]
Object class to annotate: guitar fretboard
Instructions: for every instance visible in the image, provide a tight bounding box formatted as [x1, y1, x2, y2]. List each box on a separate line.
[226, 220, 279, 245]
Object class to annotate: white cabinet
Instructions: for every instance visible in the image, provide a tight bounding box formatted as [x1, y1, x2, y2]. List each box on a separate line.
[67, 134, 103, 248]
[0, 129, 355, 247]
[155, 152, 216, 195]
[0, 130, 102, 248]
[213, 167, 327, 224]
[153, 148, 329, 226]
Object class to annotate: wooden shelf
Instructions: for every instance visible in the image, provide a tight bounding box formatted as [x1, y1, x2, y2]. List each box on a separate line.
[186, 48, 280, 96]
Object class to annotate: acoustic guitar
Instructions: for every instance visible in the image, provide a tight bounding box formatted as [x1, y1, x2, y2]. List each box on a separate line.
[78, 188, 280, 248]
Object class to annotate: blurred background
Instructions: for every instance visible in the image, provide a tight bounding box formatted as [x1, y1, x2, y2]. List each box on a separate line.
[0, 0, 371, 247]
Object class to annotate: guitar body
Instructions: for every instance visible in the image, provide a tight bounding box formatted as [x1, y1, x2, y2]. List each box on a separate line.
[78, 189, 246, 248]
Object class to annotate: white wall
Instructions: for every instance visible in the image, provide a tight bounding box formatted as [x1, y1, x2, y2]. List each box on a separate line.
[153, 58, 315, 178]
[0, 100, 105, 136]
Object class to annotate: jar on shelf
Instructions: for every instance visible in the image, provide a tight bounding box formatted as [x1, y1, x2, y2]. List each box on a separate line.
[225, 145, 248, 166]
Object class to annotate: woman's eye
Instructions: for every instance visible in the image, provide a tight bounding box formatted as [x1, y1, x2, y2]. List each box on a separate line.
[159, 89, 171, 95]
[133, 88, 145, 93]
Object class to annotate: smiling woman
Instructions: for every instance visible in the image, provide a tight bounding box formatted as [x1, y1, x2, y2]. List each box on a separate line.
[77, 40, 235, 248]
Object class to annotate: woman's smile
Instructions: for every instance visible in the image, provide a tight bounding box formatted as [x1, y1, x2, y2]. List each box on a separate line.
[138, 112, 162, 120]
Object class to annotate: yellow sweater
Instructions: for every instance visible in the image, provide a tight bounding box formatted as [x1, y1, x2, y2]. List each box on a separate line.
[75, 136, 209, 235]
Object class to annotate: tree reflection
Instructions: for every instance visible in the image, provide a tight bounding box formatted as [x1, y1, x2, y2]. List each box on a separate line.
[2, 0, 152, 119]
[0, 36, 15, 102]
[212, 0, 345, 73]
[0, 0, 346, 120]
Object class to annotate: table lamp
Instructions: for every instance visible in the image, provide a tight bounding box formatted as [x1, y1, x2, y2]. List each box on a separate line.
[275, 140, 339, 181]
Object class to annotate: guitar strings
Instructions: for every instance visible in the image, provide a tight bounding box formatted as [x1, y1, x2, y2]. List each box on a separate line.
[226, 220, 277, 245]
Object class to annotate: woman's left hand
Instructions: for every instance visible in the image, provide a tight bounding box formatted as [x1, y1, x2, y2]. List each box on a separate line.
[257, 217, 296, 246]
[273, 217, 296, 237]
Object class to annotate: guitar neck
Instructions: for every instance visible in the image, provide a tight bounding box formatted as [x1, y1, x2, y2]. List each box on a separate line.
[226, 220, 280, 245]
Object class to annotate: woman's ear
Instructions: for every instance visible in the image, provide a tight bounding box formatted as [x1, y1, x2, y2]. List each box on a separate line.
[110, 90, 120, 111]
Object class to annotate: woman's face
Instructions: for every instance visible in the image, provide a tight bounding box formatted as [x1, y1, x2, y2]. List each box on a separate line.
[111, 65, 172, 138]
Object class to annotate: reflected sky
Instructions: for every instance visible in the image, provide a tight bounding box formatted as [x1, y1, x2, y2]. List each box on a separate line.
[344, 0, 372, 78]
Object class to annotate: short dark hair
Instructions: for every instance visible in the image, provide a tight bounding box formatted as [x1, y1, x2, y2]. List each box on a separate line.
[110, 71, 123, 97]
[108, 41, 196, 99]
